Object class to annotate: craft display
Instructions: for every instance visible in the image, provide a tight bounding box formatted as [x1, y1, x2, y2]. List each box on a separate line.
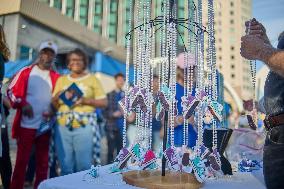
[84, 0, 226, 188]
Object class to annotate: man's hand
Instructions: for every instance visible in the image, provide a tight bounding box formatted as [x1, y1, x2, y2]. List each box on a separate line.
[42, 110, 53, 121]
[240, 35, 272, 61]
[22, 104, 34, 118]
[245, 18, 270, 44]
[113, 110, 123, 118]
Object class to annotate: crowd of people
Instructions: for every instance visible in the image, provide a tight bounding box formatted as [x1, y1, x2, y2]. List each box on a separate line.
[0, 24, 163, 189]
[0, 17, 284, 189]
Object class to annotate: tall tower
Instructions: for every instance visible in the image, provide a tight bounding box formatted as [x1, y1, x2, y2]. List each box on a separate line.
[213, 0, 253, 101]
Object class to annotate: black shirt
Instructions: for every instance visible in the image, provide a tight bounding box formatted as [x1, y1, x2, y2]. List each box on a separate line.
[264, 36, 284, 116]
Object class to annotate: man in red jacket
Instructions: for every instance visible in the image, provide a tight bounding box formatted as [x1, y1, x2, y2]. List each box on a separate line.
[7, 41, 60, 189]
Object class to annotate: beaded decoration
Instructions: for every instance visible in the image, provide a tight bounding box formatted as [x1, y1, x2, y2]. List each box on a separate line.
[245, 20, 258, 130]
[163, 146, 179, 171]
[114, 0, 224, 182]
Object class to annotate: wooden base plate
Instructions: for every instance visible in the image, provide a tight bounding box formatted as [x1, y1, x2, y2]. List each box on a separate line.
[122, 170, 203, 189]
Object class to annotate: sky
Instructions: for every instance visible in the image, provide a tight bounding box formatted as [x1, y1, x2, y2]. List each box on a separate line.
[252, 0, 284, 71]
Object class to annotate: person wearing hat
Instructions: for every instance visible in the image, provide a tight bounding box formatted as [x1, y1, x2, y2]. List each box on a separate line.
[241, 18, 284, 189]
[7, 41, 60, 189]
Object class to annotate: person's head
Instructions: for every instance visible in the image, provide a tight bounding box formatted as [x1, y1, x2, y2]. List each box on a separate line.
[114, 73, 125, 89]
[0, 24, 10, 61]
[38, 41, 57, 69]
[277, 31, 284, 50]
[67, 48, 88, 74]
[153, 75, 159, 92]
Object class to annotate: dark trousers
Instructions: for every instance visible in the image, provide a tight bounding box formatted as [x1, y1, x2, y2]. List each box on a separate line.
[106, 129, 122, 164]
[263, 126, 284, 189]
[0, 126, 12, 189]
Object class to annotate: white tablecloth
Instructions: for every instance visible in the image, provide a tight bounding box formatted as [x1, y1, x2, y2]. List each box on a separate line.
[39, 165, 266, 189]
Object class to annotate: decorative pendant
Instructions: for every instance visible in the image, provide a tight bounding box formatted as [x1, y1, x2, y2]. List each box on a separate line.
[189, 155, 207, 183]
[163, 146, 179, 170]
[130, 143, 144, 163]
[140, 150, 157, 170]
[113, 147, 132, 170]
[208, 100, 223, 122]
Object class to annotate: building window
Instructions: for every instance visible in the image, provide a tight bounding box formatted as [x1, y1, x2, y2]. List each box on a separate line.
[66, 0, 75, 18]
[219, 56, 222, 61]
[231, 55, 235, 60]
[79, 0, 89, 26]
[230, 11, 234, 15]
[53, 0, 62, 11]
[218, 38, 222, 43]
[231, 74, 235, 79]
[230, 2, 234, 6]
[108, 0, 118, 42]
[231, 64, 235, 69]
[230, 19, 234, 24]
[20, 45, 35, 60]
[231, 46, 235, 50]
[93, 0, 103, 34]
[218, 47, 222, 52]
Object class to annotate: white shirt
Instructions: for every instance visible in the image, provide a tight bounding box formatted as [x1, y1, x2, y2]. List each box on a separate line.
[21, 65, 52, 129]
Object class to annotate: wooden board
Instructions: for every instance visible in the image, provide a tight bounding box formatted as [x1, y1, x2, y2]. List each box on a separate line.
[122, 170, 203, 189]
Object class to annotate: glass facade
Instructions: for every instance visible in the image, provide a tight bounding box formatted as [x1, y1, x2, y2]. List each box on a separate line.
[36, 0, 190, 48]
[93, 0, 103, 34]
[80, 0, 89, 26]
[123, 1, 132, 47]
[66, 0, 75, 18]
[108, 0, 118, 42]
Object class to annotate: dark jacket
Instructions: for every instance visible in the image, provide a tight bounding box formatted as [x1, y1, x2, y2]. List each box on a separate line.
[103, 90, 124, 131]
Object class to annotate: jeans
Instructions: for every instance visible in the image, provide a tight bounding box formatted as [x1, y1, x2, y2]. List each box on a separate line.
[54, 125, 93, 175]
[263, 126, 284, 189]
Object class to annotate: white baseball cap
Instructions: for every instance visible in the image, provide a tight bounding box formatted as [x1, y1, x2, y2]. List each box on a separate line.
[39, 41, 58, 54]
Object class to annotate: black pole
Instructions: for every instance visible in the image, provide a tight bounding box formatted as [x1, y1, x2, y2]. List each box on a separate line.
[161, 111, 168, 176]
[162, 0, 175, 177]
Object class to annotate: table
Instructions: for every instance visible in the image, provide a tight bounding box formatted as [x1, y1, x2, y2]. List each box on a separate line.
[39, 165, 266, 189]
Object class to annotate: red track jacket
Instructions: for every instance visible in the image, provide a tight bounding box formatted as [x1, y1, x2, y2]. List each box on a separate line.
[7, 64, 60, 139]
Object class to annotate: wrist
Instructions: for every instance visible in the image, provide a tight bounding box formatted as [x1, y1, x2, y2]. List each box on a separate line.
[258, 44, 278, 63]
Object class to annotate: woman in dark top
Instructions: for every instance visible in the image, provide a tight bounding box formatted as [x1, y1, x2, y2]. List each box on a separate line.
[0, 24, 12, 189]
